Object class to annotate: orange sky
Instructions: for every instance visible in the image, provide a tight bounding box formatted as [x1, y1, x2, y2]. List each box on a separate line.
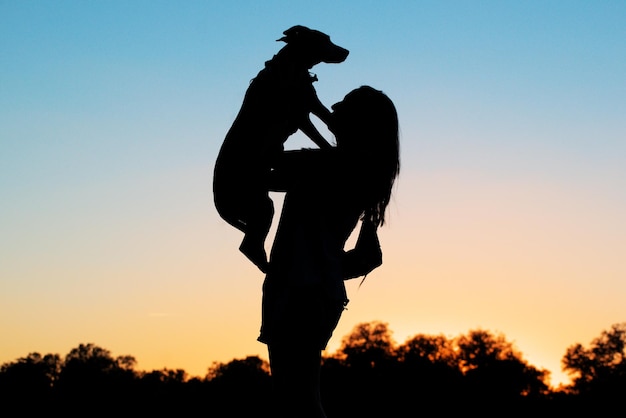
[2, 1, 625, 389]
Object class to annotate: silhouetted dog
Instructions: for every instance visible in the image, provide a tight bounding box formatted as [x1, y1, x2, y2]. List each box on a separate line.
[213, 25, 349, 272]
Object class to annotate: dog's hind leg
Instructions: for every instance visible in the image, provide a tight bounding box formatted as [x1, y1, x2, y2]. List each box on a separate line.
[238, 194, 273, 273]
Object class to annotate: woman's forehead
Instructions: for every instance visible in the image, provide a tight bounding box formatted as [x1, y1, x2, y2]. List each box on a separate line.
[336, 91, 360, 109]
[344, 90, 360, 100]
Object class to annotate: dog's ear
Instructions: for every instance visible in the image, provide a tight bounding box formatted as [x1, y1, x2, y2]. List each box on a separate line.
[277, 25, 308, 43]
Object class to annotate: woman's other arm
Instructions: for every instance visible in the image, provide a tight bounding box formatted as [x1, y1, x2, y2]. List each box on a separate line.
[342, 220, 383, 279]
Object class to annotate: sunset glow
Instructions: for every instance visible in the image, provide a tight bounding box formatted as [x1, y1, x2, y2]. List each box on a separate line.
[2, 1, 625, 389]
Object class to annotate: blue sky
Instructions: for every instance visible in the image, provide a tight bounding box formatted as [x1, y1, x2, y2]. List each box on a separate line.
[1, 1, 625, 385]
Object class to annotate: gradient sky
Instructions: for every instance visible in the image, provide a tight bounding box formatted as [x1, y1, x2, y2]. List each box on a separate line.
[1, 1, 624, 387]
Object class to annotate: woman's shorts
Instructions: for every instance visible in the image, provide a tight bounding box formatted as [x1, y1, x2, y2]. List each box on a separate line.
[258, 280, 346, 350]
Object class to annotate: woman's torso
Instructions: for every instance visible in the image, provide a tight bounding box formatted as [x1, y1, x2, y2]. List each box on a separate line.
[266, 149, 364, 301]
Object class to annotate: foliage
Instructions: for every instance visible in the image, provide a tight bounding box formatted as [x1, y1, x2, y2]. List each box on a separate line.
[455, 329, 550, 401]
[0, 352, 61, 414]
[1, 323, 624, 415]
[336, 320, 396, 367]
[561, 322, 626, 406]
[205, 356, 273, 417]
[323, 323, 550, 415]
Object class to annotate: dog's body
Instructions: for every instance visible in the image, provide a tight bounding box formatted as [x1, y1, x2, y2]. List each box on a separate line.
[213, 26, 349, 271]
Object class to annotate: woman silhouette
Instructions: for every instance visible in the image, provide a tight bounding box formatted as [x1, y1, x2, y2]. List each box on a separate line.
[258, 86, 400, 417]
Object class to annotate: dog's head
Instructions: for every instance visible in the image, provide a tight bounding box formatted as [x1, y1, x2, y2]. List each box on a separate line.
[278, 25, 349, 66]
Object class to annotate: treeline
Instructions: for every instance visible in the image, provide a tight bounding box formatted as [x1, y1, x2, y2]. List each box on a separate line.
[1, 322, 624, 417]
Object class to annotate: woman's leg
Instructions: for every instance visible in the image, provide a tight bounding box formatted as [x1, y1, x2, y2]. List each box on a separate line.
[268, 344, 327, 418]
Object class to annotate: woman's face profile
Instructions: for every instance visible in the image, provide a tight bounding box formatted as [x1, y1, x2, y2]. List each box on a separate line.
[330, 91, 360, 148]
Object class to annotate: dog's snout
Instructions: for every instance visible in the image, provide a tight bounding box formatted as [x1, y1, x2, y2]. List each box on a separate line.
[330, 47, 349, 64]
[322, 44, 349, 64]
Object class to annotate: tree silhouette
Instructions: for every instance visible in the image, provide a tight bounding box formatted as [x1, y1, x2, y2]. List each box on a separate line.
[57, 343, 136, 386]
[399, 334, 456, 368]
[336, 321, 396, 369]
[137, 368, 198, 415]
[206, 355, 270, 382]
[54, 343, 137, 414]
[141, 368, 187, 384]
[0, 352, 61, 414]
[323, 321, 402, 415]
[395, 334, 463, 406]
[455, 329, 550, 408]
[323, 323, 550, 415]
[205, 356, 272, 417]
[562, 322, 626, 404]
[3, 322, 626, 414]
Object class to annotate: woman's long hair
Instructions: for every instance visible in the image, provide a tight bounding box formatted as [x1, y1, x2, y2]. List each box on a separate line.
[334, 86, 400, 226]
